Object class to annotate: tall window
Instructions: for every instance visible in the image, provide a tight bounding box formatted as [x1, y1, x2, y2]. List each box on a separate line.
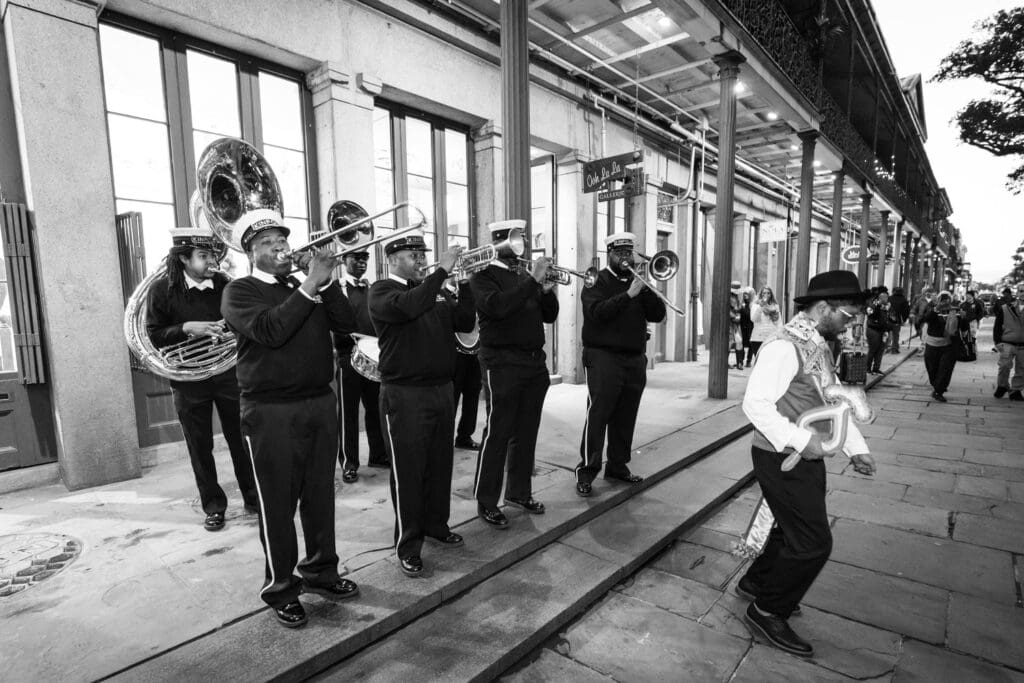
[372, 106, 472, 256]
[99, 20, 315, 277]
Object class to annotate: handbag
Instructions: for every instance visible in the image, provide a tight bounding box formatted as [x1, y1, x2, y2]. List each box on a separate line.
[837, 350, 867, 384]
[955, 329, 977, 363]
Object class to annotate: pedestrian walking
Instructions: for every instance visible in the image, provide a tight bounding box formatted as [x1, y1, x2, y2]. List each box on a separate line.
[729, 283, 743, 370]
[909, 285, 934, 344]
[922, 291, 969, 402]
[865, 287, 889, 374]
[993, 283, 1024, 400]
[887, 287, 910, 352]
[740, 288, 754, 367]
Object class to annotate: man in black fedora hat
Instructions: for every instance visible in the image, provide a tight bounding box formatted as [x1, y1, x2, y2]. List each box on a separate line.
[737, 269, 876, 657]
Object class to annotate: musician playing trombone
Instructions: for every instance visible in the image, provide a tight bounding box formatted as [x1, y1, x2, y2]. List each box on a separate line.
[368, 232, 476, 578]
[574, 232, 666, 497]
[221, 212, 359, 629]
[470, 219, 558, 529]
[146, 226, 258, 532]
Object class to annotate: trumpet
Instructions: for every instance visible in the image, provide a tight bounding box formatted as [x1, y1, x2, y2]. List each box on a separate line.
[421, 228, 526, 280]
[517, 257, 600, 288]
[620, 250, 686, 316]
[276, 201, 427, 265]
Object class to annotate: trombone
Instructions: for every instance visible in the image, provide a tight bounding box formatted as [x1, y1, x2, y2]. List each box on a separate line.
[276, 201, 427, 266]
[621, 250, 686, 317]
[517, 257, 600, 288]
[420, 228, 526, 280]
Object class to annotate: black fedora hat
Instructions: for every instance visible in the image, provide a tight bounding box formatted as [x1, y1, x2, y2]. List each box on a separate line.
[794, 270, 867, 304]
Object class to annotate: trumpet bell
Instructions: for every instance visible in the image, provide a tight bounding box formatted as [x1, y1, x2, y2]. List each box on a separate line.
[647, 250, 679, 281]
[326, 200, 374, 247]
[197, 137, 284, 252]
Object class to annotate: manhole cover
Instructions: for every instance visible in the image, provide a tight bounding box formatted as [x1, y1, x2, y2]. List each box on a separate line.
[0, 533, 82, 598]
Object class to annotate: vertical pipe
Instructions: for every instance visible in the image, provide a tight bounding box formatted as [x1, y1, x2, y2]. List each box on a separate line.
[794, 131, 817, 296]
[500, 0, 531, 229]
[876, 210, 890, 288]
[829, 168, 845, 269]
[891, 218, 904, 291]
[707, 50, 745, 399]
[857, 192, 872, 285]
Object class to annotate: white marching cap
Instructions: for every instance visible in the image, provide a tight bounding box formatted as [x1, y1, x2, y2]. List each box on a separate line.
[488, 219, 527, 236]
[604, 232, 638, 250]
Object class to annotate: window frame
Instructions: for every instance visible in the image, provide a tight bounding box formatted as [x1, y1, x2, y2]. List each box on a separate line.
[100, 13, 320, 236]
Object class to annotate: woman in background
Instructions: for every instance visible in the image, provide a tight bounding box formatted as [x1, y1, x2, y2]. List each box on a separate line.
[749, 286, 782, 362]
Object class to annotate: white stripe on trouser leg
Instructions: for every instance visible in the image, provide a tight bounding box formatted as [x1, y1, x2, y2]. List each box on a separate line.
[384, 412, 403, 555]
[576, 366, 594, 482]
[337, 369, 347, 464]
[472, 369, 494, 500]
[244, 435, 276, 599]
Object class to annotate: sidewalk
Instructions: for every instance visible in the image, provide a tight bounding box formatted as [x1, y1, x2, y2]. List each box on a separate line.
[0, 355, 754, 682]
[508, 321, 1024, 681]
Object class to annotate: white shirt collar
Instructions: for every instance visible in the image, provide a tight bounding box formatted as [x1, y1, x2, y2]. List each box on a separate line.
[184, 273, 214, 291]
[343, 273, 368, 287]
[389, 274, 409, 286]
[252, 267, 307, 285]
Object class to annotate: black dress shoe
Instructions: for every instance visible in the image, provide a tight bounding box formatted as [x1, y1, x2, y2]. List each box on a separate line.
[994, 386, 1009, 398]
[734, 576, 801, 616]
[302, 577, 359, 600]
[605, 471, 644, 484]
[274, 600, 308, 628]
[367, 459, 391, 469]
[576, 481, 593, 497]
[931, 391, 948, 403]
[342, 469, 358, 483]
[1010, 390, 1024, 401]
[454, 438, 481, 450]
[400, 556, 423, 577]
[478, 507, 509, 529]
[504, 497, 545, 514]
[204, 512, 225, 532]
[744, 603, 812, 656]
[428, 532, 464, 547]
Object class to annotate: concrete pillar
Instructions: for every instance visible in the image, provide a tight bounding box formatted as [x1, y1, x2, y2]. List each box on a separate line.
[554, 152, 593, 384]
[306, 64, 377, 226]
[916, 242, 928, 296]
[708, 50, 745, 399]
[857, 192, 872, 286]
[829, 168, 845, 269]
[3, 0, 139, 487]
[876, 210, 890, 288]
[794, 131, 817, 295]
[629, 178, 663, 368]
[472, 123, 503, 243]
[501, 0, 530, 228]
[730, 213, 749, 282]
[816, 241, 830, 274]
[901, 231, 915, 295]
[891, 219, 904, 291]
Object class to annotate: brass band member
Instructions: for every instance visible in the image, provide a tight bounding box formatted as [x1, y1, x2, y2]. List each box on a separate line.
[337, 247, 389, 483]
[575, 233, 666, 497]
[368, 233, 475, 578]
[221, 213, 358, 629]
[470, 220, 558, 528]
[738, 270, 875, 657]
[146, 227, 258, 532]
[447, 276, 483, 450]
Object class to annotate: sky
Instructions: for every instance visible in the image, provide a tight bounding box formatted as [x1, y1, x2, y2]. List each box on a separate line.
[871, 0, 1023, 285]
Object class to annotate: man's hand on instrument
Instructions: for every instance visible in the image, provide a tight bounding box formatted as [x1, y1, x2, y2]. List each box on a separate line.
[801, 434, 835, 460]
[182, 321, 223, 338]
[627, 277, 645, 298]
[531, 257, 551, 285]
[542, 281, 557, 293]
[438, 244, 464, 275]
[850, 452, 876, 475]
[306, 247, 340, 288]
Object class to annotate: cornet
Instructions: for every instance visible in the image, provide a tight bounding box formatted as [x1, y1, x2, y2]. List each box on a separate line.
[517, 257, 599, 288]
[420, 228, 526, 280]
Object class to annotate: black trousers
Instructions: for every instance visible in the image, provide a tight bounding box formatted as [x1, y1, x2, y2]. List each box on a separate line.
[241, 392, 340, 608]
[337, 363, 386, 470]
[576, 348, 646, 484]
[866, 327, 886, 372]
[453, 351, 482, 441]
[889, 322, 902, 351]
[474, 347, 550, 509]
[171, 371, 257, 514]
[379, 383, 455, 559]
[742, 446, 831, 618]
[924, 344, 957, 394]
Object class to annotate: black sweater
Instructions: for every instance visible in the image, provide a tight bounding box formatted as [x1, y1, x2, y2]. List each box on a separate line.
[221, 277, 354, 401]
[368, 268, 476, 386]
[146, 273, 233, 388]
[333, 279, 374, 362]
[582, 269, 666, 353]
[469, 264, 558, 350]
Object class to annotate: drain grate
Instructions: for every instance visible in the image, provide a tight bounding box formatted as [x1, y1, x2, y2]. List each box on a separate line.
[0, 533, 82, 597]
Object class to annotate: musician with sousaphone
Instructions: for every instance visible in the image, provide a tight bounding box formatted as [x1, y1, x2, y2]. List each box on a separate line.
[368, 232, 476, 578]
[574, 232, 667, 498]
[146, 225, 259, 532]
[447, 275, 483, 450]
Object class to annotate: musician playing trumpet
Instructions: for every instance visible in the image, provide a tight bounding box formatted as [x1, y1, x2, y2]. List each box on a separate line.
[574, 233, 666, 497]
[368, 232, 476, 578]
[146, 226, 258, 533]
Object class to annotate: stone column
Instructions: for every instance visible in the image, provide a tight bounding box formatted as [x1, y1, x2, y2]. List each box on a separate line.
[857, 192, 872, 286]
[794, 131, 817, 295]
[554, 152, 593, 384]
[3, 0, 140, 488]
[917, 242, 928, 296]
[829, 168, 845, 269]
[306, 65, 377, 226]
[876, 209, 890, 288]
[708, 50, 745, 399]
[730, 213, 749, 282]
[891, 218, 904, 291]
[902, 231, 915, 295]
[501, 0, 530, 229]
[472, 123, 503, 244]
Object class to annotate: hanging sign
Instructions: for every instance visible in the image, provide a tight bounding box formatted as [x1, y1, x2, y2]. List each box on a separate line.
[841, 246, 860, 264]
[583, 150, 644, 193]
[597, 168, 645, 201]
[759, 221, 790, 243]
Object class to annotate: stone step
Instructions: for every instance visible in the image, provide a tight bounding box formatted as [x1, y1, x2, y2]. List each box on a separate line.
[109, 406, 753, 683]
